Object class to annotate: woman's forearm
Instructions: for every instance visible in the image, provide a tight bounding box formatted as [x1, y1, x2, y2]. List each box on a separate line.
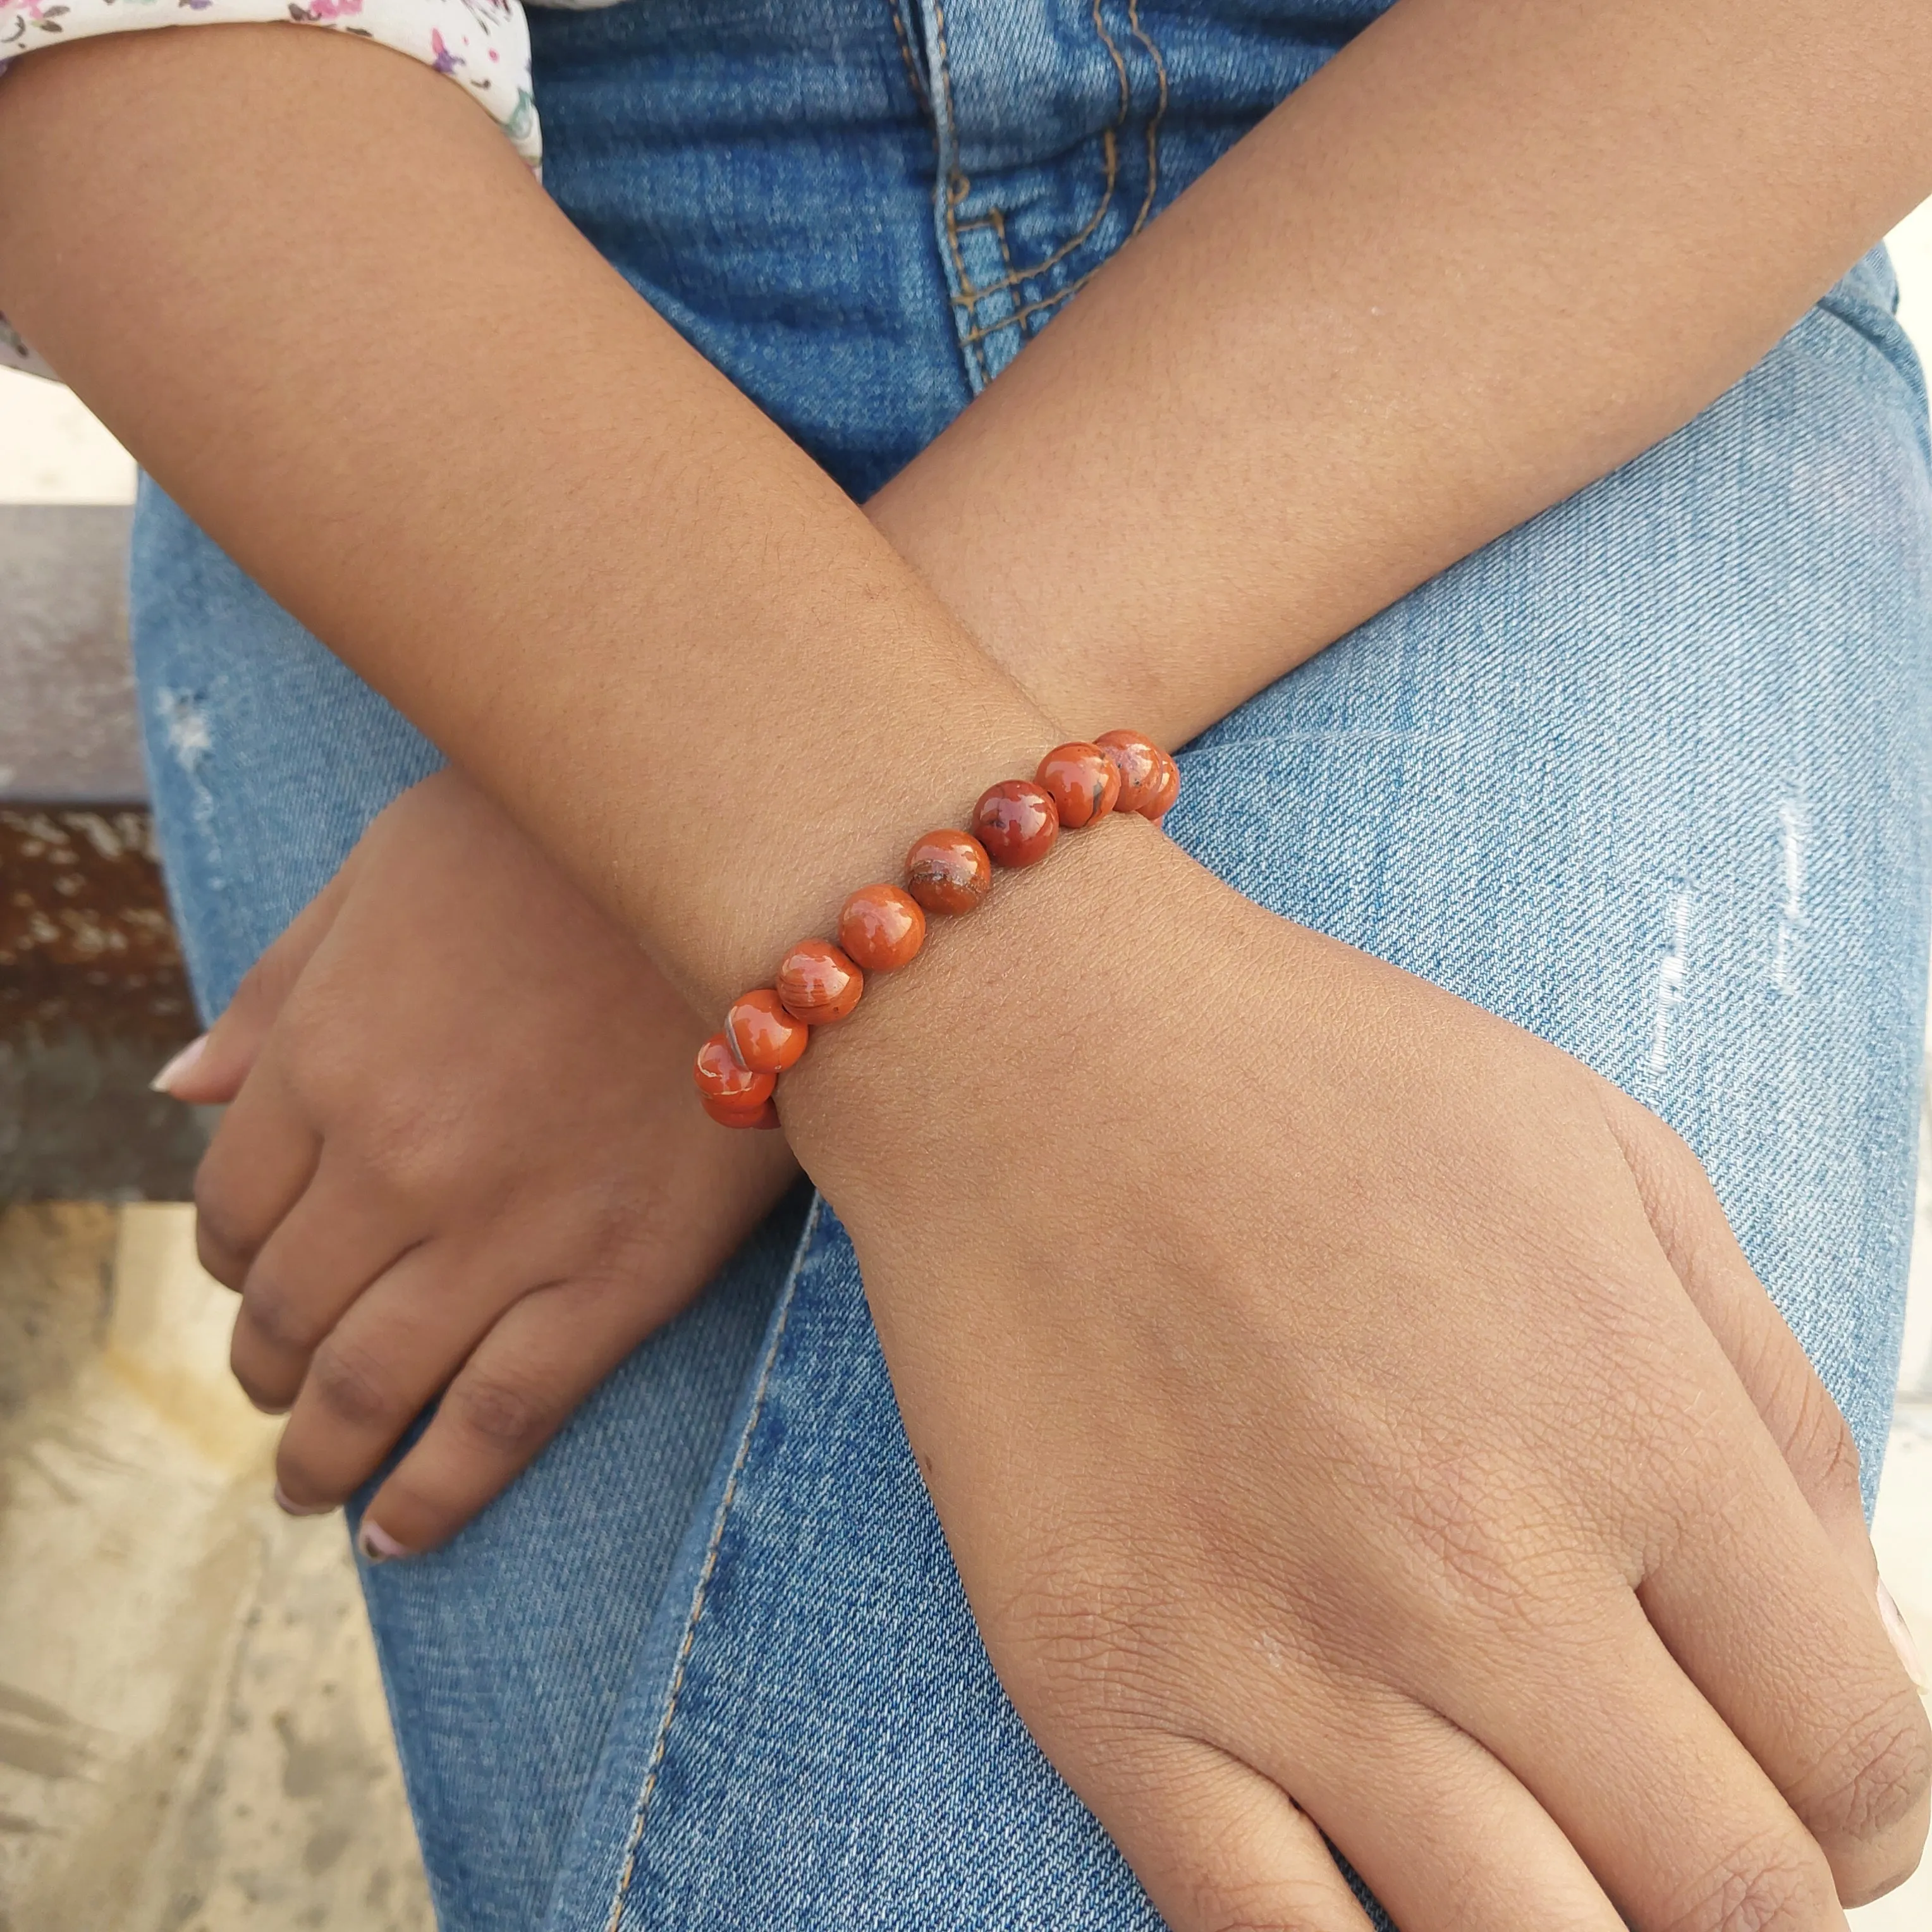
[0, 28, 1060, 1017]
[2, 0, 1929, 922]
[871, 0, 1932, 743]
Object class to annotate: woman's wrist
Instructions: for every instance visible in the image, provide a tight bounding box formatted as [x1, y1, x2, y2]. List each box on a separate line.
[778, 807, 1198, 1191]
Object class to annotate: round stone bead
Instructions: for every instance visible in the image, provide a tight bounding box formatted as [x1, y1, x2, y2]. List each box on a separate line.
[1139, 747, 1182, 821]
[972, 780, 1060, 867]
[1095, 728, 1163, 815]
[700, 1092, 781, 1130]
[776, 939, 864, 1025]
[694, 1033, 776, 1110]
[725, 987, 810, 1073]
[838, 883, 926, 972]
[1036, 742, 1120, 829]
[905, 829, 994, 914]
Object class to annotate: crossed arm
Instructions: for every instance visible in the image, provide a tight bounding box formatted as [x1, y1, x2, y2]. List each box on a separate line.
[2, 4, 1926, 1012]
[3, 8, 1931, 1929]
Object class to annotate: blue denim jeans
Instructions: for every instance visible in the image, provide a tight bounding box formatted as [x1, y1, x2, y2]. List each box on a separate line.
[126, 1, 1932, 1926]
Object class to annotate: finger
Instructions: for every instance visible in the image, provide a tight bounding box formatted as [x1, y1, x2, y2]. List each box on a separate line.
[1435, 1576, 1861, 1931]
[352, 1273, 671, 1556]
[229, 1151, 422, 1413]
[1262, 1692, 1622, 1932]
[160, 865, 355, 1104]
[192, 1062, 321, 1295]
[1596, 1080, 1874, 1578]
[271, 1240, 516, 1513]
[1640, 1410, 1931, 1905]
[1080, 1732, 1376, 1932]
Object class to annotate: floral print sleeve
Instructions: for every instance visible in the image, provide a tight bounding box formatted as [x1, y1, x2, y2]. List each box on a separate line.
[0, 0, 539, 376]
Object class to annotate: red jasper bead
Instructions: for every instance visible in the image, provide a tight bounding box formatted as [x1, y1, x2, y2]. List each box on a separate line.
[725, 987, 810, 1074]
[972, 780, 1060, 867]
[776, 939, 864, 1025]
[838, 883, 926, 972]
[694, 1033, 776, 1110]
[1139, 747, 1181, 822]
[1036, 742, 1120, 829]
[905, 829, 993, 915]
[1095, 728, 1163, 815]
[700, 1092, 781, 1130]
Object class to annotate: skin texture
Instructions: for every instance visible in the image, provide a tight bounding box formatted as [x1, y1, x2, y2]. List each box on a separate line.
[4, 8, 1931, 1926]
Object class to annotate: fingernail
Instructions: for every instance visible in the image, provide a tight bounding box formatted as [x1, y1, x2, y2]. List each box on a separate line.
[150, 1034, 209, 1094]
[357, 1520, 413, 1565]
[272, 1483, 335, 1519]
[1878, 1578, 1929, 1693]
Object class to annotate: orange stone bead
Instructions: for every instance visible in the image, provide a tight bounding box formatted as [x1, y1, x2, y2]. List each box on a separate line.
[776, 939, 864, 1025]
[1095, 728, 1163, 815]
[1139, 747, 1182, 822]
[725, 987, 810, 1074]
[905, 829, 994, 915]
[694, 1033, 776, 1110]
[700, 1092, 781, 1130]
[837, 883, 926, 972]
[972, 780, 1060, 867]
[1035, 742, 1121, 830]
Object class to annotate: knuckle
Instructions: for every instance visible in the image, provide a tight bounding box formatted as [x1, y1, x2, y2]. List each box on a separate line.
[272, 1443, 339, 1507]
[1201, 1899, 1328, 1932]
[239, 1274, 324, 1357]
[1802, 1687, 1932, 1848]
[1785, 1371, 1862, 1505]
[306, 1339, 402, 1433]
[1182, 1867, 1342, 1932]
[193, 1178, 261, 1282]
[446, 1371, 565, 1459]
[1840, 1833, 1928, 1909]
[1380, 1445, 1574, 1629]
[1662, 1831, 1840, 1932]
[988, 1571, 1194, 1742]
[229, 1360, 292, 1415]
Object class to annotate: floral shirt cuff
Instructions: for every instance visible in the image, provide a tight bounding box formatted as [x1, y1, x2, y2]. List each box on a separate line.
[1, 0, 539, 377]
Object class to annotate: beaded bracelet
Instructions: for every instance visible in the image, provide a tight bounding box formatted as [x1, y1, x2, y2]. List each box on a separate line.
[692, 730, 1180, 1127]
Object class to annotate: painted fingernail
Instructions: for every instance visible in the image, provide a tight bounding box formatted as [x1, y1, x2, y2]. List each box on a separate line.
[272, 1483, 336, 1519]
[150, 1034, 209, 1094]
[357, 1520, 413, 1565]
[1878, 1578, 1929, 1693]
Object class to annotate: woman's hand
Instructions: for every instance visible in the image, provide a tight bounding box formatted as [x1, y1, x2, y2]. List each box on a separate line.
[786, 822, 1931, 1932]
[161, 770, 798, 1553]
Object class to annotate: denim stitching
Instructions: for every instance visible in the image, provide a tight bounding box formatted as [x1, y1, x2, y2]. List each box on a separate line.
[929, 0, 993, 385]
[884, 0, 928, 118]
[953, 0, 1165, 353]
[958, 266, 1096, 346]
[945, 0, 1132, 312]
[602, 1194, 825, 1932]
[955, 207, 1030, 333]
[1123, 0, 1167, 238]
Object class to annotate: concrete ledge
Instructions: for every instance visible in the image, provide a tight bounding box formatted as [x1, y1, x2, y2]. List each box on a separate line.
[0, 506, 144, 805]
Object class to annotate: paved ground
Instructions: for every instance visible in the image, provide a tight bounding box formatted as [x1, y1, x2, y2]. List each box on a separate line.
[0, 1205, 430, 1932]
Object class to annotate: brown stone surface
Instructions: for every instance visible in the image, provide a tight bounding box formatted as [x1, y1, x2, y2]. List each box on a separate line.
[0, 807, 190, 1036]
[1, 807, 204, 1202]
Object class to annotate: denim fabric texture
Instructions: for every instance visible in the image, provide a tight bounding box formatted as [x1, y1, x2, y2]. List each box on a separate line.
[126, 1, 1932, 1926]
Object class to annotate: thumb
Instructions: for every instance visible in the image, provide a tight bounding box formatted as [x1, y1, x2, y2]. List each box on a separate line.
[152, 859, 356, 1104]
